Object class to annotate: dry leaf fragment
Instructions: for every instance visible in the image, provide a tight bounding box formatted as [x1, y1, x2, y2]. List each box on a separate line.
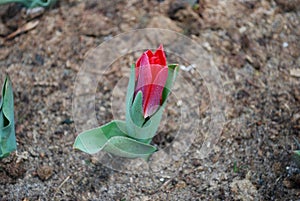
[6, 20, 39, 40]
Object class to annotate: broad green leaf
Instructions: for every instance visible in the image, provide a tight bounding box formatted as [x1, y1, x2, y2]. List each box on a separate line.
[100, 136, 156, 159]
[74, 120, 127, 153]
[0, 76, 16, 158]
[125, 64, 179, 140]
[73, 120, 157, 159]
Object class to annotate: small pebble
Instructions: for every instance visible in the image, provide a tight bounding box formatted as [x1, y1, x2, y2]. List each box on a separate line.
[177, 100, 182, 106]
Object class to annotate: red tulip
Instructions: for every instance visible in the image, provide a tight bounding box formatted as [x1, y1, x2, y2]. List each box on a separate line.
[134, 45, 168, 118]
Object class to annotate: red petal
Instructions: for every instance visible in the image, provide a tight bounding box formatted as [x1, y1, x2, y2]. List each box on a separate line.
[149, 64, 163, 83]
[136, 50, 154, 81]
[143, 67, 168, 117]
[153, 44, 167, 66]
[134, 45, 168, 117]
[146, 49, 154, 59]
[135, 53, 152, 114]
[137, 45, 166, 67]
[136, 50, 153, 68]
[149, 45, 167, 81]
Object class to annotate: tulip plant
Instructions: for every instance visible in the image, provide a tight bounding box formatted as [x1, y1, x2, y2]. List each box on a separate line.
[74, 45, 179, 160]
[0, 76, 17, 159]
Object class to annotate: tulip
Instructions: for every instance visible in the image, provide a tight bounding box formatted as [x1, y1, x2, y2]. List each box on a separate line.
[74, 44, 179, 159]
[134, 45, 168, 118]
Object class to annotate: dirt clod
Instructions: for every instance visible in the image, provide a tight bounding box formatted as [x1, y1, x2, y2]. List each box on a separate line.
[37, 165, 54, 181]
[230, 179, 258, 201]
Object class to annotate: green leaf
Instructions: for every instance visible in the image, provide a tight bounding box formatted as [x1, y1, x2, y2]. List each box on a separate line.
[0, 76, 16, 158]
[74, 120, 127, 152]
[125, 64, 179, 140]
[292, 150, 300, 167]
[130, 91, 144, 127]
[162, 64, 179, 103]
[101, 136, 156, 159]
[73, 120, 157, 159]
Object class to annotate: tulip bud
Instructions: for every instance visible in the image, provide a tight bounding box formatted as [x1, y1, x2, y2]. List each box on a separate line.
[134, 45, 168, 118]
[125, 45, 178, 141]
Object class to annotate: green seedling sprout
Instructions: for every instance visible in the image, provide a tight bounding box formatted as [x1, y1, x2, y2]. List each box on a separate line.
[292, 136, 300, 167]
[0, 75, 17, 159]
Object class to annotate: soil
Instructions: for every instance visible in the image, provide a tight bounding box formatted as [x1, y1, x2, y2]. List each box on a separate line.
[0, 0, 300, 200]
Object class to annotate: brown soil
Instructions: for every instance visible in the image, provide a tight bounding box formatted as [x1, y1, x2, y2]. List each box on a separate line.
[1, 0, 300, 200]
